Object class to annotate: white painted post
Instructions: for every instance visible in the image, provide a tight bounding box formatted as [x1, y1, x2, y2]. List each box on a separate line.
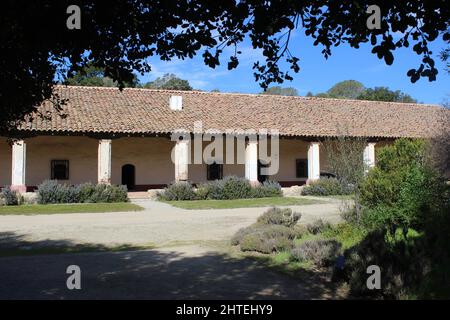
[245, 140, 258, 184]
[174, 140, 189, 181]
[307, 142, 320, 183]
[11, 140, 27, 193]
[363, 142, 376, 173]
[98, 139, 112, 184]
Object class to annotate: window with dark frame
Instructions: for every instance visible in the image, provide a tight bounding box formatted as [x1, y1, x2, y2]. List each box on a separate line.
[207, 162, 223, 180]
[51, 160, 69, 180]
[296, 159, 308, 178]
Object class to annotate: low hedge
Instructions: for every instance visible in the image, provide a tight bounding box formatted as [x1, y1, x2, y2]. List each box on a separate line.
[0, 186, 19, 206]
[158, 176, 282, 201]
[37, 180, 128, 204]
[301, 177, 354, 196]
[232, 207, 301, 253]
[291, 239, 342, 267]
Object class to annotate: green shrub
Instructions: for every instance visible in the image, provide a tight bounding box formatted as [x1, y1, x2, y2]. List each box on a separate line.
[90, 184, 128, 203]
[37, 180, 78, 204]
[162, 177, 282, 201]
[232, 224, 296, 245]
[0, 186, 19, 206]
[339, 228, 429, 299]
[220, 176, 253, 199]
[75, 183, 96, 202]
[37, 180, 128, 204]
[232, 219, 296, 254]
[360, 138, 446, 232]
[256, 207, 301, 227]
[158, 181, 196, 201]
[301, 177, 353, 196]
[291, 239, 342, 267]
[231, 225, 260, 246]
[239, 228, 295, 254]
[195, 180, 225, 200]
[306, 219, 332, 235]
[252, 180, 283, 198]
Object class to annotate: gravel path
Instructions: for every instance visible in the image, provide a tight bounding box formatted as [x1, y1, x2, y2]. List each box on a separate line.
[0, 198, 347, 299]
[0, 245, 345, 299]
[0, 198, 342, 248]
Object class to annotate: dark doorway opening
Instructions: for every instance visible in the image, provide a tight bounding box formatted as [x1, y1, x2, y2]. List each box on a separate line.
[258, 160, 269, 183]
[121, 164, 136, 190]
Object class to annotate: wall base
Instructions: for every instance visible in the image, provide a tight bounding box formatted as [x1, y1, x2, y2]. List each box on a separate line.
[11, 184, 27, 193]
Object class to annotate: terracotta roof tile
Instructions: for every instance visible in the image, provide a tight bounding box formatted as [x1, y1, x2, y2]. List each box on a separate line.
[17, 85, 449, 139]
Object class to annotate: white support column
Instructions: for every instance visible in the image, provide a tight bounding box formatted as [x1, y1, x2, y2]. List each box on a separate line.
[307, 142, 320, 183]
[11, 140, 27, 193]
[363, 142, 376, 172]
[98, 139, 112, 184]
[245, 140, 258, 184]
[174, 140, 189, 182]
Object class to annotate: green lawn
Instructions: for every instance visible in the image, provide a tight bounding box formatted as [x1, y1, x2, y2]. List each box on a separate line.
[163, 197, 324, 210]
[0, 202, 144, 215]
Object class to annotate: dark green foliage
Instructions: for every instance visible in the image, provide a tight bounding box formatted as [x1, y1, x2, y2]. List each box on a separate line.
[262, 86, 298, 96]
[291, 239, 342, 267]
[2, 2, 445, 132]
[256, 207, 301, 227]
[339, 228, 429, 299]
[357, 87, 417, 103]
[37, 180, 128, 204]
[360, 139, 446, 232]
[157, 181, 196, 201]
[312, 81, 417, 103]
[301, 177, 353, 196]
[143, 73, 192, 91]
[65, 63, 138, 87]
[318, 80, 365, 99]
[1, 186, 19, 206]
[75, 183, 97, 202]
[337, 138, 450, 298]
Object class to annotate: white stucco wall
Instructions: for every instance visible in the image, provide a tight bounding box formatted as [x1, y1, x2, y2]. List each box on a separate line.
[111, 137, 175, 186]
[0, 135, 395, 189]
[25, 136, 98, 186]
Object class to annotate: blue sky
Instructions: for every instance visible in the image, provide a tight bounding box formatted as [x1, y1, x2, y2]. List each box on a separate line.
[139, 31, 449, 105]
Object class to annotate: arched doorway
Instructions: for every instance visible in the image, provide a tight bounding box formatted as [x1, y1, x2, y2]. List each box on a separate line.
[121, 164, 135, 190]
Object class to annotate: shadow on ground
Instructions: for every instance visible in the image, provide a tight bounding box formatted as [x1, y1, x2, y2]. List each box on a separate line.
[0, 231, 343, 299]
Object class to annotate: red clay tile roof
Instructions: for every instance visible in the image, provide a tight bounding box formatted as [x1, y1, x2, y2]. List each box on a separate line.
[18, 85, 449, 139]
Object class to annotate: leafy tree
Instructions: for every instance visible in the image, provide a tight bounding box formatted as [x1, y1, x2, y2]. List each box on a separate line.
[357, 87, 417, 103]
[311, 81, 418, 103]
[262, 86, 298, 96]
[321, 80, 365, 99]
[1, 1, 449, 131]
[143, 73, 192, 91]
[65, 64, 138, 87]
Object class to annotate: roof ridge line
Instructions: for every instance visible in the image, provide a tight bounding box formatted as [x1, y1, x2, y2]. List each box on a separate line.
[53, 84, 442, 108]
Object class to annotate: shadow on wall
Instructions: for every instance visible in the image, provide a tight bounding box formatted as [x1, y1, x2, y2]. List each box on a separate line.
[0, 231, 342, 300]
